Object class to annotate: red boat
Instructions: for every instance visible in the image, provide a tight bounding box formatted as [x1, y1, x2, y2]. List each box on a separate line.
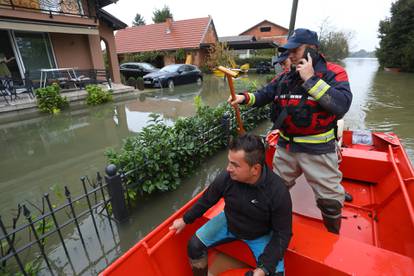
[100, 130, 414, 275]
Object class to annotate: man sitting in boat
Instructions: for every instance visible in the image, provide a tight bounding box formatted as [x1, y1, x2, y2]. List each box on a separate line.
[170, 134, 292, 276]
[229, 28, 352, 234]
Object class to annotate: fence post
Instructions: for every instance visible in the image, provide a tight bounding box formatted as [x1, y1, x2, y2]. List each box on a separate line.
[221, 112, 231, 145]
[105, 164, 128, 223]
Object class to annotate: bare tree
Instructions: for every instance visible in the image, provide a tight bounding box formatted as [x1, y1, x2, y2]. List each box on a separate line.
[317, 18, 354, 61]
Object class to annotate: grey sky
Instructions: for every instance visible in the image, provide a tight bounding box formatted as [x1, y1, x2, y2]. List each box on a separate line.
[104, 0, 395, 51]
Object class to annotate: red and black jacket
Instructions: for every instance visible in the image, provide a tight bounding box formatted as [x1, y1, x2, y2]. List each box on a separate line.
[244, 55, 352, 154]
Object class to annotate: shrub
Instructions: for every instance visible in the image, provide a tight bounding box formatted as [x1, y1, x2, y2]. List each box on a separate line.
[126, 76, 136, 87]
[105, 94, 269, 195]
[175, 48, 186, 63]
[206, 42, 236, 70]
[35, 83, 68, 114]
[136, 77, 145, 90]
[85, 84, 113, 105]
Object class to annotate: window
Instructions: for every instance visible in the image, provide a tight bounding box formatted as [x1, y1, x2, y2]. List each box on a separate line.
[260, 26, 271, 32]
[183, 65, 193, 72]
[125, 64, 139, 69]
[39, 0, 61, 12]
[13, 31, 56, 73]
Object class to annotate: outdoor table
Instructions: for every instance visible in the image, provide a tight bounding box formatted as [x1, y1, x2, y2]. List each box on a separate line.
[39, 68, 78, 88]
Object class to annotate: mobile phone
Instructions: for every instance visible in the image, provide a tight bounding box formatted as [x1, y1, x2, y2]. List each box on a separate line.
[303, 47, 318, 61]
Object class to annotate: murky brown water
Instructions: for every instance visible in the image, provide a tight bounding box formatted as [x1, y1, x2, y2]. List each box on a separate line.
[1, 59, 413, 274]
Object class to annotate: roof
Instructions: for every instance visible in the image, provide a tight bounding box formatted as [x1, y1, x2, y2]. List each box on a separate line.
[202, 39, 278, 50]
[115, 17, 216, 54]
[97, 0, 118, 8]
[219, 35, 256, 43]
[98, 9, 127, 30]
[239, 19, 288, 35]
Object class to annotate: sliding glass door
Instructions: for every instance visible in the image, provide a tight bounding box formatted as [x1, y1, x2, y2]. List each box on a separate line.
[13, 31, 56, 74]
[0, 30, 20, 80]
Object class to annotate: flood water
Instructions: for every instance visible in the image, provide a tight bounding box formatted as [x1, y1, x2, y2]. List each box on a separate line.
[1, 58, 413, 274]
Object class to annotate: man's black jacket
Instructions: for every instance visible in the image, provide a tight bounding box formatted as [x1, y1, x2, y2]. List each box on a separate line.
[183, 165, 292, 273]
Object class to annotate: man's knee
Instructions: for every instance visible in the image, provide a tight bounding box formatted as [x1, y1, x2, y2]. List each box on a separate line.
[187, 235, 208, 261]
[316, 198, 342, 218]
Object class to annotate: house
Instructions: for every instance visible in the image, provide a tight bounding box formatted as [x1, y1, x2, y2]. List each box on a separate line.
[115, 16, 218, 67]
[0, 0, 126, 84]
[239, 20, 288, 46]
[218, 35, 278, 58]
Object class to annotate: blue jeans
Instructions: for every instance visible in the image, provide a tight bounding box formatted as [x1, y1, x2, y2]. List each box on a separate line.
[196, 212, 284, 273]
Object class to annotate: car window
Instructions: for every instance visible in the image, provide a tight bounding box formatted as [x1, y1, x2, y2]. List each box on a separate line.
[140, 63, 156, 70]
[184, 65, 194, 72]
[160, 64, 181, 73]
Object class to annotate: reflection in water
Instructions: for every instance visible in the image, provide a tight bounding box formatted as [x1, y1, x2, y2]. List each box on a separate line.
[0, 65, 413, 274]
[364, 68, 414, 160]
[342, 58, 379, 130]
[0, 75, 270, 214]
[343, 58, 414, 160]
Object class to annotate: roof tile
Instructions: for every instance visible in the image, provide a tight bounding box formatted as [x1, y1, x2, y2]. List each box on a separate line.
[115, 17, 211, 53]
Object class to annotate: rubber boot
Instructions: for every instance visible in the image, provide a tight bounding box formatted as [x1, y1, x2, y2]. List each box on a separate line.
[345, 192, 353, 202]
[191, 266, 208, 276]
[322, 215, 341, 234]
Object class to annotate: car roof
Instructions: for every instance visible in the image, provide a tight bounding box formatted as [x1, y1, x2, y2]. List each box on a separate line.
[121, 62, 151, 65]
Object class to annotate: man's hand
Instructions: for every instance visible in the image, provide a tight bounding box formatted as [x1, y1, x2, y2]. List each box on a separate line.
[227, 94, 245, 107]
[252, 268, 266, 276]
[245, 268, 266, 276]
[169, 218, 186, 234]
[296, 52, 314, 82]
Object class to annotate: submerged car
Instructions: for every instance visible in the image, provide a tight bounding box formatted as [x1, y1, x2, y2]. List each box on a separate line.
[143, 64, 203, 89]
[120, 62, 159, 79]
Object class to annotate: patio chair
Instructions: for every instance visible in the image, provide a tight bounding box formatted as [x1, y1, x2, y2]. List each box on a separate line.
[0, 77, 18, 101]
[0, 78, 10, 105]
[15, 73, 35, 99]
[69, 69, 93, 89]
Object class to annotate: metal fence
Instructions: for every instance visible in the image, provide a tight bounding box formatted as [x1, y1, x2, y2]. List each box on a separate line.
[0, 0, 96, 20]
[0, 170, 124, 275]
[0, 109, 267, 275]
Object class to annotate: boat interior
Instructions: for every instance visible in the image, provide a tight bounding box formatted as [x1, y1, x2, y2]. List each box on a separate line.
[101, 130, 414, 275]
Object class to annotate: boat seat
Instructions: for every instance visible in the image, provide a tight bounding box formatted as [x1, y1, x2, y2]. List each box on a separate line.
[340, 147, 392, 183]
[203, 198, 225, 219]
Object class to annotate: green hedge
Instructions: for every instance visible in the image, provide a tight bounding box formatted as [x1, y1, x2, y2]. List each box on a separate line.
[105, 97, 269, 196]
[85, 85, 113, 106]
[35, 83, 68, 114]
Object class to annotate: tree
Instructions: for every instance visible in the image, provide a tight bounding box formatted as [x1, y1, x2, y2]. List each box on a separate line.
[206, 42, 236, 70]
[318, 18, 353, 62]
[132, 13, 146, 26]
[152, 5, 173, 23]
[376, 0, 414, 72]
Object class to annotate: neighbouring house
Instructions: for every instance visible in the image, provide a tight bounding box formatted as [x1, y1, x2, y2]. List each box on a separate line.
[115, 16, 218, 68]
[218, 35, 278, 58]
[239, 20, 288, 45]
[0, 0, 126, 84]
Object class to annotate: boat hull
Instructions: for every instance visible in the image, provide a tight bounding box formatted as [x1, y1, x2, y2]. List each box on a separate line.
[101, 130, 414, 275]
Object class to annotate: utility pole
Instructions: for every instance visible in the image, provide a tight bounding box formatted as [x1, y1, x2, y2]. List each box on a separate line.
[288, 0, 299, 37]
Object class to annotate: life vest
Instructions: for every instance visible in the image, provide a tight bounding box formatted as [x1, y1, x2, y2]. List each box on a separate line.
[272, 70, 338, 141]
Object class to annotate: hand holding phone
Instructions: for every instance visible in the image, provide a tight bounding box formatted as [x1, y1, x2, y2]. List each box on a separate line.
[296, 47, 317, 82]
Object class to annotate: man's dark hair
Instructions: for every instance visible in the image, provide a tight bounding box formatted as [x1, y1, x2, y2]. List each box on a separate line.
[228, 133, 265, 166]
